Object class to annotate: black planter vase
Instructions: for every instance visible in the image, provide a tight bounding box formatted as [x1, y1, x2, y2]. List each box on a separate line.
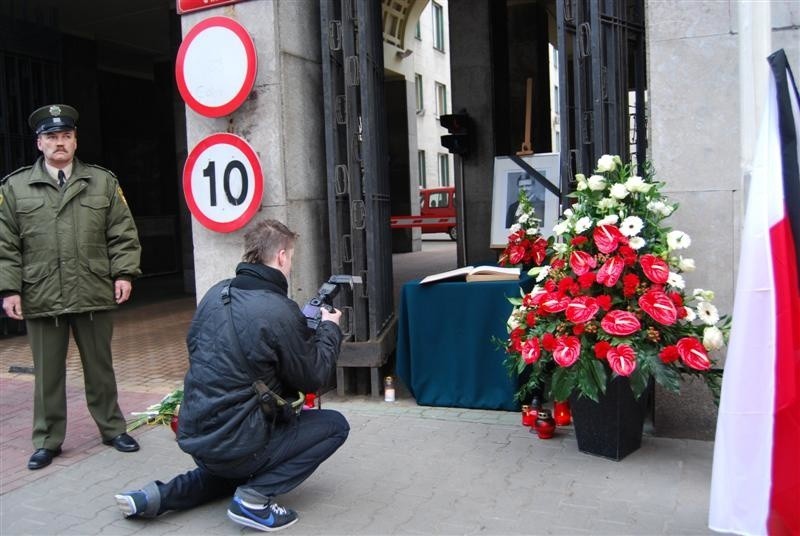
[570, 376, 650, 461]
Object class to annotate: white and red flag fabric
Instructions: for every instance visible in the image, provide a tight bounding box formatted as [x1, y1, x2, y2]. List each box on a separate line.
[709, 49, 800, 535]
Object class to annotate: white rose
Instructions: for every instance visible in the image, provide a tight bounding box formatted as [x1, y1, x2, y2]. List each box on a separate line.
[574, 216, 593, 234]
[678, 256, 696, 272]
[577, 180, 588, 191]
[588, 175, 607, 191]
[597, 197, 619, 211]
[597, 214, 619, 226]
[660, 203, 675, 217]
[666, 230, 691, 250]
[553, 221, 571, 236]
[596, 154, 617, 172]
[667, 272, 685, 290]
[609, 183, 629, 200]
[526, 227, 539, 235]
[619, 216, 643, 237]
[628, 236, 646, 250]
[509, 223, 521, 233]
[507, 313, 520, 330]
[703, 326, 725, 351]
[647, 200, 665, 213]
[563, 208, 574, 218]
[624, 175, 648, 192]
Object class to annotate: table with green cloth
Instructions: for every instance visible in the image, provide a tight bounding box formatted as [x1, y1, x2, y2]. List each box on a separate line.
[395, 278, 522, 411]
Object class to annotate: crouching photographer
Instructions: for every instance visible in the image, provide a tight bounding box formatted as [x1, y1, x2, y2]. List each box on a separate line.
[114, 219, 349, 532]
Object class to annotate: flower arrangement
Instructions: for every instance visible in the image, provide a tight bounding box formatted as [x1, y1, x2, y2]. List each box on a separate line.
[126, 388, 183, 432]
[499, 189, 548, 268]
[504, 155, 729, 404]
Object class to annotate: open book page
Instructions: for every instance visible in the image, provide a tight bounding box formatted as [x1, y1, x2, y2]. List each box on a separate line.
[419, 265, 520, 284]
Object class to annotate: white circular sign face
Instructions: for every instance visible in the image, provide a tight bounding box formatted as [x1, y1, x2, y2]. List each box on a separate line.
[175, 17, 257, 117]
[183, 133, 264, 233]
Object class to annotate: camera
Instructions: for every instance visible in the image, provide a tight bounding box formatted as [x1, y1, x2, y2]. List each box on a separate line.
[301, 275, 362, 330]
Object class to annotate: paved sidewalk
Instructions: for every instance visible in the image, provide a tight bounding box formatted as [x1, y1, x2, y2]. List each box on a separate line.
[1, 396, 715, 536]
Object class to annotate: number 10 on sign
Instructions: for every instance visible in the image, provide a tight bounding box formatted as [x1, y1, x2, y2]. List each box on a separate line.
[183, 133, 264, 233]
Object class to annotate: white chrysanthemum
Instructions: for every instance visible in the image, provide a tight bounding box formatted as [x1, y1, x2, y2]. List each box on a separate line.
[683, 307, 697, 322]
[526, 227, 539, 235]
[597, 214, 619, 226]
[666, 230, 691, 250]
[628, 236, 646, 250]
[574, 216, 593, 234]
[596, 154, 616, 172]
[552, 242, 568, 254]
[667, 271, 685, 290]
[678, 256, 695, 272]
[519, 213, 529, 224]
[703, 326, 725, 351]
[588, 174, 607, 191]
[696, 301, 720, 325]
[609, 183, 629, 200]
[693, 288, 715, 302]
[509, 223, 521, 233]
[597, 197, 619, 211]
[553, 221, 571, 236]
[619, 216, 643, 237]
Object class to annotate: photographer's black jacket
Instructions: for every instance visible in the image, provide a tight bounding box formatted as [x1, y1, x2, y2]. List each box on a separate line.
[177, 262, 343, 463]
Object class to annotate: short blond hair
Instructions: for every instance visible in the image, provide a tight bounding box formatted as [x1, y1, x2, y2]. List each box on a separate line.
[242, 219, 298, 264]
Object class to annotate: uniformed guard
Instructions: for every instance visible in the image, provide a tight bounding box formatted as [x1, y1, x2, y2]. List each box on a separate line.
[0, 104, 143, 470]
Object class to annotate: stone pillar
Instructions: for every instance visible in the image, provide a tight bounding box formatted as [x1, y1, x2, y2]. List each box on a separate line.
[181, 1, 329, 303]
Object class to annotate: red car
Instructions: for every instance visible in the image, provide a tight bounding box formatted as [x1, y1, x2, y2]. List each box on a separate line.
[391, 187, 457, 240]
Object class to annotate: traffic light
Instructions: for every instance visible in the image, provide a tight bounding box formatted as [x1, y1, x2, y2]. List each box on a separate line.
[440, 112, 471, 157]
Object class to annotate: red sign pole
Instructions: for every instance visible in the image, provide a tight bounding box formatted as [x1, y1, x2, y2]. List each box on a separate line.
[177, 0, 245, 15]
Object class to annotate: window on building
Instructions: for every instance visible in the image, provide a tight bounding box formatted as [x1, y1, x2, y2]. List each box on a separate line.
[415, 21, 421, 40]
[415, 73, 424, 113]
[435, 82, 447, 117]
[418, 150, 426, 188]
[432, 2, 445, 51]
[438, 153, 450, 186]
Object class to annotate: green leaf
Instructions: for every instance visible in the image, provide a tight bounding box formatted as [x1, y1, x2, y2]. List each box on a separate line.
[576, 363, 600, 402]
[551, 366, 575, 402]
[629, 367, 649, 399]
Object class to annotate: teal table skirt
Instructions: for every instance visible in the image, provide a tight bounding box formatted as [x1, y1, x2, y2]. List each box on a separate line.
[396, 279, 521, 411]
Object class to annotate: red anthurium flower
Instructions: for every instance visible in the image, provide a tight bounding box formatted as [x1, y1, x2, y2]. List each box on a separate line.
[600, 310, 642, 336]
[569, 250, 597, 276]
[659, 345, 680, 363]
[596, 256, 625, 287]
[521, 337, 541, 364]
[523, 289, 547, 307]
[677, 337, 712, 370]
[531, 237, 548, 265]
[640, 254, 670, 284]
[594, 341, 611, 359]
[565, 296, 600, 323]
[553, 336, 581, 367]
[638, 289, 678, 325]
[607, 344, 637, 376]
[508, 244, 526, 265]
[540, 293, 571, 314]
[593, 224, 624, 254]
[541, 332, 556, 351]
[596, 294, 612, 311]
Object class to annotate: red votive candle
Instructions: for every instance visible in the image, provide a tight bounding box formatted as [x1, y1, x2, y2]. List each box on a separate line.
[521, 405, 535, 427]
[534, 409, 556, 439]
[554, 400, 571, 426]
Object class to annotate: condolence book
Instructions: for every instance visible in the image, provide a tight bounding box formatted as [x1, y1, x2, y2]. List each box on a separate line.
[419, 265, 521, 284]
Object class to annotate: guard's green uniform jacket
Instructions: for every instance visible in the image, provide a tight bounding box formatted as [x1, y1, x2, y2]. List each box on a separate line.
[0, 157, 141, 318]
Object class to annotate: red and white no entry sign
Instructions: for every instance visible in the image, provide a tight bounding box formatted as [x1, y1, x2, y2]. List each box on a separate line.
[183, 133, 264, 233]
[175, 16, 257, 117]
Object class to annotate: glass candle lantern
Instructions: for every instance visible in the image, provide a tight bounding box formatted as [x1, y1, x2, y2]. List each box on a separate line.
[553, 400, 572, 426]
[534, 409, 556, 439]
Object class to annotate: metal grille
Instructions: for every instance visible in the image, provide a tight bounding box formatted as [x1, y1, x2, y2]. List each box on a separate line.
[556, 0, 647, 186]
[321, 0, 395, 344]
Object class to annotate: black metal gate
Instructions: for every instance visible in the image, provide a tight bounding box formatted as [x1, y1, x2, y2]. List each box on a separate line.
[556, 0, 647, 186]
[320, 0, 395, 396]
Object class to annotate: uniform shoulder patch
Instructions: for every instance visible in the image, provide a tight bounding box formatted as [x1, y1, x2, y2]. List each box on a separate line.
[1, 165, 33, 186]
[86, 163, 117, 178]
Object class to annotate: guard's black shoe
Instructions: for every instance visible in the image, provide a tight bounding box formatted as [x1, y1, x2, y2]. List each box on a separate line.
[28, 447, 62, 470]
[103, 433, 140, 452]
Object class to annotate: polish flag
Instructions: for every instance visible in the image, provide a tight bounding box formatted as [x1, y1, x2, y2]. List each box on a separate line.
[709, 49, 800, 535]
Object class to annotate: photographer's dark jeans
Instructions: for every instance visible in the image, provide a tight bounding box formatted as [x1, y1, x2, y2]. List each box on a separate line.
[154, 409, 349, 513]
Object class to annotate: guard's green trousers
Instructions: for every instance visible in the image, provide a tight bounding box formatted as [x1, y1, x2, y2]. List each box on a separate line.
[27, 311, 126, 450]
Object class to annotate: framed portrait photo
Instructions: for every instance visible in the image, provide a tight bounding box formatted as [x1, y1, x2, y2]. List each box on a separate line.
[490, 153, 561, 248]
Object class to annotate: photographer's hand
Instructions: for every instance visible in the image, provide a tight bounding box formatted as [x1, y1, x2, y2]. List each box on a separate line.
[321, 306, 342, 326]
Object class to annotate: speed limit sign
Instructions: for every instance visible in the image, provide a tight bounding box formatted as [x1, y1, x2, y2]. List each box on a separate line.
[183, 133, 264, 233]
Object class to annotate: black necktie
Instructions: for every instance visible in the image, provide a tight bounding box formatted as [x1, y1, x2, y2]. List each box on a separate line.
[57, 170, 66, 188]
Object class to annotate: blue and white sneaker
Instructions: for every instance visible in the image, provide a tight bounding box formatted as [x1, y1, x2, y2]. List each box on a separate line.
[227, 495, 298, 532]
